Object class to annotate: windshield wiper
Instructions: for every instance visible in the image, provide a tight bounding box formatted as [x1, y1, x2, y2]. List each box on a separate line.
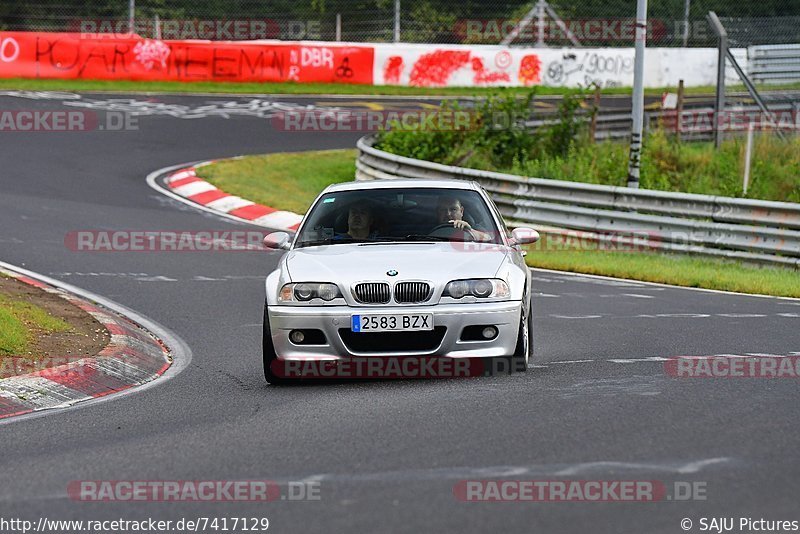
[401, 234, 453, 242]
[296, 238, 352, 248]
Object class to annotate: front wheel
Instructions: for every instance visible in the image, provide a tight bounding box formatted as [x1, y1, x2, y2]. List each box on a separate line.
[511, 296, 533, 373]
[263, 302, 288, 384]
[483, 297, 533, 377]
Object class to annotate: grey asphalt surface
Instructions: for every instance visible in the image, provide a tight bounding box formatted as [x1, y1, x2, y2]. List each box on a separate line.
[0, 92, 798, 534]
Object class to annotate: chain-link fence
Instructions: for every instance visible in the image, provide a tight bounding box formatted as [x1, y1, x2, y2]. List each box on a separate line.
[1, 0, 799, 46]
[719, 16, 800, 48]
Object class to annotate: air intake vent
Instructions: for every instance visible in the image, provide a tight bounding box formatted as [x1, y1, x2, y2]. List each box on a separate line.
[394, 282, 431, 303]
[353, 282, 391, 304]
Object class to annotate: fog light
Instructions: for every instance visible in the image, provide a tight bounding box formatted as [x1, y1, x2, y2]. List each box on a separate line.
[482, 326, 498, 339]
[289, 330, 305, 344]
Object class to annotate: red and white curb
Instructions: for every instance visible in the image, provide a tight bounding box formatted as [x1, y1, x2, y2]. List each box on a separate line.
[0, 267, 173, 420]
[161, 161, 303, 231]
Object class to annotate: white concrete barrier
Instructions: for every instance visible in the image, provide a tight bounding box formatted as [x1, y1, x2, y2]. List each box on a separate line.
[372, 43, 744, 88]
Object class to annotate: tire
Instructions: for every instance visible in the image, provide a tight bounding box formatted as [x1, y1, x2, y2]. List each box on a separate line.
[483, 295, 533, 377]
[262, 301, 287, 385]
[511, 295, 533, 373]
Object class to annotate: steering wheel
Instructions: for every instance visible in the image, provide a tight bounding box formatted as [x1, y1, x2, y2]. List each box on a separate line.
[428, 223, 474, 241]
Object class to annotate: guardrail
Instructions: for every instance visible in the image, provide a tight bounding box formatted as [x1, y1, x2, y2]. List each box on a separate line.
[749, 44, 800, 85]
[531, 102, 799, 143]
[356, 135, 800, 268]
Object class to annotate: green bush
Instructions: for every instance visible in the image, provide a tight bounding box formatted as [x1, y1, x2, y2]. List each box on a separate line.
[377, 88, 590, 170]
[376, 90, 800, 202]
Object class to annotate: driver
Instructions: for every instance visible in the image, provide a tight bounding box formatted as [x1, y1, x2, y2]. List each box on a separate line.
[435, 196, 492, 242]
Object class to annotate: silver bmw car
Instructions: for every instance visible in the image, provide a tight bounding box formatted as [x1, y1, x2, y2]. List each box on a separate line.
[261, 179, 539, 383]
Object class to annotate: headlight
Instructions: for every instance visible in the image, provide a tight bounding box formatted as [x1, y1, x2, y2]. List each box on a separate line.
[443, 279, 510, 299]
[279, 283, 342, 303]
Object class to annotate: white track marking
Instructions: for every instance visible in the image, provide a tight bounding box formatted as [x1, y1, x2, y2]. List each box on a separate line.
[716, 313, 767, 318]
[532, 267, 800, 302]
[555, 457, 731, 476]
[538, 351, 800, 367]
[549, 314, 603, 319]
[544, 312, 794, 320]
[134, 275, 178, 282]
[292, 457, 733, 483]
[607, 357, 671, 363]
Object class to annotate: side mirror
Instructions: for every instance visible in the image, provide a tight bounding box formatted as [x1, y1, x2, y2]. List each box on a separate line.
[263, 231, 291, 250]
[510, 227, 540, 246]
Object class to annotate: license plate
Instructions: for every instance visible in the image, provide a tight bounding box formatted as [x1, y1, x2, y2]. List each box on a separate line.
[351, 314, 433, 333]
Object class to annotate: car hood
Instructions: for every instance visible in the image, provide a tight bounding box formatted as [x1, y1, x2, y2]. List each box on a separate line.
[284, 242, 510, 284]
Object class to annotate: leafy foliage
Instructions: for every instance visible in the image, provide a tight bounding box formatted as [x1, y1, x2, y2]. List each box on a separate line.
[377, 88, 590, 170]
[377, 90, 800, 202]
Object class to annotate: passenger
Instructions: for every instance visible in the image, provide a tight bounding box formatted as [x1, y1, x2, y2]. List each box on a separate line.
[336, 202, 378, 240]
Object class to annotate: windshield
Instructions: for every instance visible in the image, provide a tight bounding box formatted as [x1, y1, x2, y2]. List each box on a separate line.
[295, 187, 503, 248]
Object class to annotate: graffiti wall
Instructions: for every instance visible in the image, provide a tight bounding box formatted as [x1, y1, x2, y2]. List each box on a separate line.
[0, 32, 374, 84]
[372, 44, 724, 88]
[0, 32, 736, 88]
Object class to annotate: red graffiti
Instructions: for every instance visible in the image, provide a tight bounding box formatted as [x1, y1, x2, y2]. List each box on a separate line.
[409, 50, 470, 87]
[471, 56, 510, 84]
[0, 32, 374, 85]
[518, 54, 542, 85]
[383, 55, 404, 84]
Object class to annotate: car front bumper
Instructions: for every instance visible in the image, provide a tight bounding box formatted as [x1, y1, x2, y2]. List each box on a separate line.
[268, 301, 522, 360]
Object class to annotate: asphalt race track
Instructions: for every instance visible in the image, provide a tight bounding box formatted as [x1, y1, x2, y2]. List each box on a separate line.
[1, 92, 799, 533]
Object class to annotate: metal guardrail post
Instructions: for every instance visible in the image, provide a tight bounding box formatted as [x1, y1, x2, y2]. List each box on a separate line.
[707, 11, 727, 149]
[676, 79, 685, 143]
[589, 85, 601, 143]
[393, 0, 401, 43]
[128, 0, 135, 34]
[627, 0, 649, 189]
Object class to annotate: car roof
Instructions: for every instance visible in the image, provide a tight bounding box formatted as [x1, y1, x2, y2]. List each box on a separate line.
[322, 178, 482, 194]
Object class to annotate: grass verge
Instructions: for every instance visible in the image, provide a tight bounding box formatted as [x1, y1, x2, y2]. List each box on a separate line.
[0, 274, 111, 379]
[517, 130, 800, 202]
[198, 149, 357, 214]
[525, 249, 800, 298]
[196, 149, 800, 298]
[2, 77, 799, 97]
[0, 290, 71, 355]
